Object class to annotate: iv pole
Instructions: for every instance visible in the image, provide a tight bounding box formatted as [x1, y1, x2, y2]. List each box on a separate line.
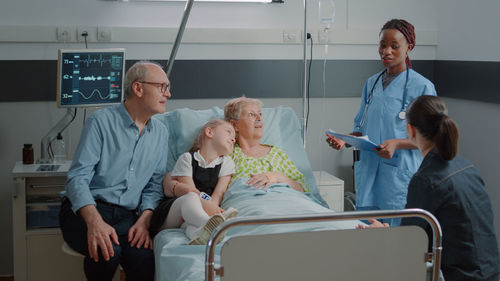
[165, 0, 195, 77]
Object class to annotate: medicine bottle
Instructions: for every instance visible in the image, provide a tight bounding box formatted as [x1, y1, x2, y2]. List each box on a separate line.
[23, 144, 34, 164]
[52, 133, 66, 164]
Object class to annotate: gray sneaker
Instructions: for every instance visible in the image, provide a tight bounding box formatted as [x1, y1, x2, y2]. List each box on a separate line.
[188, 214, 225, 245]
[222, 207, 239, 220]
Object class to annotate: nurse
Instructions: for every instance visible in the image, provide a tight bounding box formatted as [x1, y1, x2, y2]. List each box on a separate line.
[326, 19, 436, 225]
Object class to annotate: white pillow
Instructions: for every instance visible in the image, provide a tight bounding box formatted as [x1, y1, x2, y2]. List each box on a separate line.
[154, 106, 326, 206]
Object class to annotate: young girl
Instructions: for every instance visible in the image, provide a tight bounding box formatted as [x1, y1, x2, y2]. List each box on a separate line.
[149, 119, 238, 245]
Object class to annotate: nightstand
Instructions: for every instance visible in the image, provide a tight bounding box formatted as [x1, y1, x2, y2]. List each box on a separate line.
[313, 171, 344, 212]
[11, 161, 121, 281]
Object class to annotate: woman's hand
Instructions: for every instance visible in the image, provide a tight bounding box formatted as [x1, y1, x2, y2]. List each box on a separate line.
[326, 132, 361, 150]
[248, 172, 304, 192]
[356, 219, 389, 229]
[326, 135, 346, 150]
[248, 173, 272, 189]
[375, 139, 399, 159]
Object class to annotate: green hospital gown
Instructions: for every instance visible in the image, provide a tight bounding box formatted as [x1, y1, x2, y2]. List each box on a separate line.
[229, 144, 309, 192]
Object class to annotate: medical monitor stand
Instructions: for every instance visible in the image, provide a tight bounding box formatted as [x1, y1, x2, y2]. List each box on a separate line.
[39, 108, 76, 163]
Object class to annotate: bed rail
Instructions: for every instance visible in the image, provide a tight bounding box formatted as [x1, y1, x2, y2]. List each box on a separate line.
[205, 208, 442, 281]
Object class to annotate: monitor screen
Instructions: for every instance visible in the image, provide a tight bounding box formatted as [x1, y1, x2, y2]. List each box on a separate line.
[57, 48, 125, 108]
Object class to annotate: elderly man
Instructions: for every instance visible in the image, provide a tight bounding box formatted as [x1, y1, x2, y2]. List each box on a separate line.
[59, 61, 171, 281]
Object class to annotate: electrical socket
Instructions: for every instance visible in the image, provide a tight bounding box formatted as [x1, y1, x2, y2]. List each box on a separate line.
[97, 26, 112, 42]
[283, 30, 298, 43]
[76, 26, 96, 43]
[56, 26, 73, 42]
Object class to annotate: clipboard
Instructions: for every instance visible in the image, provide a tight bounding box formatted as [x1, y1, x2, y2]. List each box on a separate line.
[326, 129, 380, 151]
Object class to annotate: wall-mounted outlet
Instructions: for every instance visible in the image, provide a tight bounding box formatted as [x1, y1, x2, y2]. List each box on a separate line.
[283, 30, 298, 43]
[56, 27, 73, 42]
[76, 27, 96, 43]
[97, 26, 112, 42]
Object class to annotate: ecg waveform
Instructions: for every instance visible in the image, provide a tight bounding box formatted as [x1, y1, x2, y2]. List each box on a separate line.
[80, 76, 111, 81]
[76, 54, 112, 67]
[72, 88, 120, 100]
[63, 73, 120, 82]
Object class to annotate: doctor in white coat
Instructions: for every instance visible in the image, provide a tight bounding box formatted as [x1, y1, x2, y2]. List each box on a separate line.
[327, 19, 436, 225]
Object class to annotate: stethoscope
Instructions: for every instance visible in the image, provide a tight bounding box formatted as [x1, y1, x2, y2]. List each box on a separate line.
[356, 67, 410, 131]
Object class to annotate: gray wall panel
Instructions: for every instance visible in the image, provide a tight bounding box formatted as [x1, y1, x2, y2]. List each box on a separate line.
[2, 59, 487, 102]
[435, 61, 500, 103]
[0, 61, 57, 102]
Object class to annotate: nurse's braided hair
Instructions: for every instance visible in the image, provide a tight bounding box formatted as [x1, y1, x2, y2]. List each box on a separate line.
[381, 19, 415, 68]
[407, 96, 459, 160]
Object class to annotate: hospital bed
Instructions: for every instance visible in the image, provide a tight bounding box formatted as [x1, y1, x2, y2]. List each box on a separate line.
[153, 106, 442, 281]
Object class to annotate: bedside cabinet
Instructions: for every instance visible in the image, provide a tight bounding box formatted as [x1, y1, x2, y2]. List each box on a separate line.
[313, 171, 344, 212]
[12, 161, 121, 281]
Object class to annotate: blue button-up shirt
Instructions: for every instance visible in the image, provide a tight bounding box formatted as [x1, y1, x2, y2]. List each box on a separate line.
[63, 104, 168, 214]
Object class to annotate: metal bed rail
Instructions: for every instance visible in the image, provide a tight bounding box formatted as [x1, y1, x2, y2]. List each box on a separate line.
[205, 208, 442, 281]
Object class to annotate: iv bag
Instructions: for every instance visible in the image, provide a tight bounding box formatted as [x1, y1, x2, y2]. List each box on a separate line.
[319, 0, 335, 28]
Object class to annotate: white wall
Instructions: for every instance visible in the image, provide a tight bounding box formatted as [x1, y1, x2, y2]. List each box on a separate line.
[0, 0, 439, 276]
[436, 0, 500, 62]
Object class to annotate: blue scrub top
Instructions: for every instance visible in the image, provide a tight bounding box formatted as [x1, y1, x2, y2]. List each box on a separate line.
[352, 69, 436, 221]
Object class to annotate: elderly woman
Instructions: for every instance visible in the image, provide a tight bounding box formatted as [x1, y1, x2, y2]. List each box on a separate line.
[224, 97, 308, 193]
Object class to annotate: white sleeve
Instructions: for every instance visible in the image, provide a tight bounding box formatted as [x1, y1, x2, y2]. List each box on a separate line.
[218, 156, 235, 177]
[171, 152, 193, 177]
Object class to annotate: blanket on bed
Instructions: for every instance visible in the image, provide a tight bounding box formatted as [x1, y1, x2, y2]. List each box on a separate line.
[154, 179, 359, 281]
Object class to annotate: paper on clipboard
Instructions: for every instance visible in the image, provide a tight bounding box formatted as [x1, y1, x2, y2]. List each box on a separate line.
[326, 129, 380, 151]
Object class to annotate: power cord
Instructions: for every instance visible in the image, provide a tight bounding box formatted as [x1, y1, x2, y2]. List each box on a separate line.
[82, 31, 88, 125]
[81, 31, 88, 49]
[306, 33, 313, 130]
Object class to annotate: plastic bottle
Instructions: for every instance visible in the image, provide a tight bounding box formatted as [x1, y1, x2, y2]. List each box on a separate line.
[52, 133, 66, 164]
[22, 144, 34, 164]
[319, 0, 335, 29]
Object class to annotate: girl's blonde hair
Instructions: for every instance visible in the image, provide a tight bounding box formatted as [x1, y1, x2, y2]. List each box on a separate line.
[189, 119, 231, 153]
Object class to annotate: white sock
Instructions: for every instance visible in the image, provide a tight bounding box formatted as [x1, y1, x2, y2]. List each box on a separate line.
[164, 192, 210, 230]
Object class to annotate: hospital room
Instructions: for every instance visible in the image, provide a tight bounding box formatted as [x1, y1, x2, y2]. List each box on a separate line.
[1, 0, 500, 280]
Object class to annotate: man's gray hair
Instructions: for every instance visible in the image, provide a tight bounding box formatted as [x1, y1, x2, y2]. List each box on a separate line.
[123, 61, 163, 98]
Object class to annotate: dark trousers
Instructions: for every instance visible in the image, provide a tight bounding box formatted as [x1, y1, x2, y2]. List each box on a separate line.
[59, 198, 155, 281]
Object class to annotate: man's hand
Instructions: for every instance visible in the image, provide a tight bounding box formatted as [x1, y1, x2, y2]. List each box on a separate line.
[79, 205, 119, 262]
[128, 210, 154, 250]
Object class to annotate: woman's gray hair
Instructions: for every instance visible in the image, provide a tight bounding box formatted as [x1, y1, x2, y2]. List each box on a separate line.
[224, 96, 263, 122]
[123, 61, 163, 98]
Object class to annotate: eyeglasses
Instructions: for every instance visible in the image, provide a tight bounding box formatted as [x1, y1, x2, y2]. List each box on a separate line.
[240, 111, 262, 121]
[138, 81, 171, 93]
